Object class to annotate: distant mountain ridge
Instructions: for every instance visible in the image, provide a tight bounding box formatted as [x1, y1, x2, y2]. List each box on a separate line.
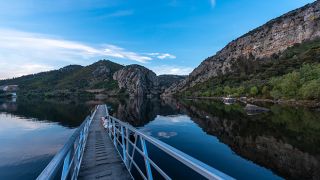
[164, 1, 320, 96]
[0, 60, 185, 97]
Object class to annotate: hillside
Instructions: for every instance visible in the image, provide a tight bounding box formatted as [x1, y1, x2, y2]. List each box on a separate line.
[0, 60, 186, 98]
[164, 1, 320, 100]
[0, 60, 124, 97]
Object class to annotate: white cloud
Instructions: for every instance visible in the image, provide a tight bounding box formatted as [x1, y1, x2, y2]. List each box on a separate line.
[146, 53, 176, 60]
[0, 29, 176, 79]
[157, 53, 176, 59]
[0, 62, 53, 80]
[151, 65, 193, 75]
[210, 0, 216, 7]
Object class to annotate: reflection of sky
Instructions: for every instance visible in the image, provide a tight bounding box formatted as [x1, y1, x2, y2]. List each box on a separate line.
[140, 115, 192, 139]
[0, 113, 74, 167]
[147, 115, 192, 125]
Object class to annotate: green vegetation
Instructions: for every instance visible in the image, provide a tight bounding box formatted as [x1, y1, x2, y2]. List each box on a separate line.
[0, 60, 124, 98]
[180, 38, 320, 100]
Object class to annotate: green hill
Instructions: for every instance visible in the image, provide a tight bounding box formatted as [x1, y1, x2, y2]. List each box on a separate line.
[0, 60, 124, 97]
[181, 38, 320, 100]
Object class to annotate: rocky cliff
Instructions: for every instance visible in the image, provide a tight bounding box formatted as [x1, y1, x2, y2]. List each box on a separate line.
[113, 65, 160, 97]
[164, 1, 320, 95]
[113, 65, 185, 97]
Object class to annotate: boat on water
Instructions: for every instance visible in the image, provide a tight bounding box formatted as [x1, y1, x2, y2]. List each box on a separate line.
[223, 96, 236, 105]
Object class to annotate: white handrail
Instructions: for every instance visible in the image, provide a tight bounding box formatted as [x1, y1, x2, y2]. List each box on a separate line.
[103, 105, 234, 180]
[37, 106, 98, 180]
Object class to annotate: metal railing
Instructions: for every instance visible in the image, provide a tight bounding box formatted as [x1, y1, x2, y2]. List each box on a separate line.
[102, 105, 234, 180]
[37, 106, 98, 180]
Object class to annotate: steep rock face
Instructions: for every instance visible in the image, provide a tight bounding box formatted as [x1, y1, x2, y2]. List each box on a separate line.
[158, 75, 186, 91]
[164, 1, 320, 95]
[113, 65, 160, 97]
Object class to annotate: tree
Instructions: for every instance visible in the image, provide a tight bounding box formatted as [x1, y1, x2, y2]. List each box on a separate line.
[250, 86, 258, 96]
[213, 86, 224, 96]
[299, 80, 320, 100]
[236, 86, 245, 96]
[261, 86, 269, 96]
[223, 86, 232, 95]
[280, 72, 300, 98]
[270, 89, 282, 99]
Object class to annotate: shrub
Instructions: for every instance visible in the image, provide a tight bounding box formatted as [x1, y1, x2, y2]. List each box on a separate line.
[299, 80, 320, 100]
[250, 86, 258, 96]
[223, 86, 232, 95]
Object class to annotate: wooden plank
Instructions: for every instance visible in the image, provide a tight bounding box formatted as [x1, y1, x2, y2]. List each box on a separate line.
[78, 105, 131, 180]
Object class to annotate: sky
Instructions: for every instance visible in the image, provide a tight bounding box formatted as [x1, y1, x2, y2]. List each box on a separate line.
[0, 0, 316, 79]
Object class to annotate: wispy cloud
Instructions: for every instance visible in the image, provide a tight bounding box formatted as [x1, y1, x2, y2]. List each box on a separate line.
[146, 53, 176, 59]
[151, 65, 192, 75]
[0, 29, 176, 79]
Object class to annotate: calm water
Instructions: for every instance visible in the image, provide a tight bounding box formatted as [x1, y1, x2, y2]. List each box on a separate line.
[0, 97, 319, 179]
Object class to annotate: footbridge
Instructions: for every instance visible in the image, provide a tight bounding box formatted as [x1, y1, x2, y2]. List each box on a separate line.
[37, 104, 234, 180]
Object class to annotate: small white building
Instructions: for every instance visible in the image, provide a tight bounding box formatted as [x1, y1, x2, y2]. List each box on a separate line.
[0, 85, 18, 92]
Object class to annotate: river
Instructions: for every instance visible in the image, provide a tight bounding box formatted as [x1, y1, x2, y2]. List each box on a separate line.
[0, 97, 319, 179]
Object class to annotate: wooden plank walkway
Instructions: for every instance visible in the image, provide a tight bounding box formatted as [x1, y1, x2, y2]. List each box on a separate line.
[78, 105, 131, 180]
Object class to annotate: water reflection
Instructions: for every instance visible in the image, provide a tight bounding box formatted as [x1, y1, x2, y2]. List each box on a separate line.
[0, 97, 319, 179]
[0, 97, 94, 127]
[109, 97, 181, 126]
[107, 97, 320, 179]
[0, 112, 74, 180]
[164, 98, 320, 179]
[0, 97, 94, 180]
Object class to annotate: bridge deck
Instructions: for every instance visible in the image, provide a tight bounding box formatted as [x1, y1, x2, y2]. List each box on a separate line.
[78, 105, 131, 180]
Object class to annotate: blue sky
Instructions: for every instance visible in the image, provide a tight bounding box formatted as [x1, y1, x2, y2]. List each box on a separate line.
[0, 0, 315, 79]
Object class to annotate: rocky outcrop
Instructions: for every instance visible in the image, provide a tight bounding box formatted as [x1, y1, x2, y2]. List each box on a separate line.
[164, 1, 320, 96]
[113, 65, 186, 97]
[113, 65, 160, 97]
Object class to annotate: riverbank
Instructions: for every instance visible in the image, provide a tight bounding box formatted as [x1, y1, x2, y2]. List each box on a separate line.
[182, 96, 320, 109]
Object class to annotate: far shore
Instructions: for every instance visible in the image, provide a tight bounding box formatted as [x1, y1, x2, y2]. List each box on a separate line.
[180, 96, 320, 108]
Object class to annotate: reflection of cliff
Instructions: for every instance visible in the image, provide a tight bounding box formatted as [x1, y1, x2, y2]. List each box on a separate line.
[176, 99, 320, 180]
[110, 97, 181, 127]
[113, 97, 159, 126]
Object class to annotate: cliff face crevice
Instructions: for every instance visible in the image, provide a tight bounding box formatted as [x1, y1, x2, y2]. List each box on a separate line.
[164, 1, 320, 95]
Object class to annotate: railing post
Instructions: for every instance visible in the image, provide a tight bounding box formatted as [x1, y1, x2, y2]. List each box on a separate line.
[140, 137, 153, 180]
[113, 119, 116, 146]
[121, 126, 127, 165]
[125, 127, 129, 166]
[129, 133, 138, 171]
[61, 150, 71, 180]
[107, 117, 111, 137]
